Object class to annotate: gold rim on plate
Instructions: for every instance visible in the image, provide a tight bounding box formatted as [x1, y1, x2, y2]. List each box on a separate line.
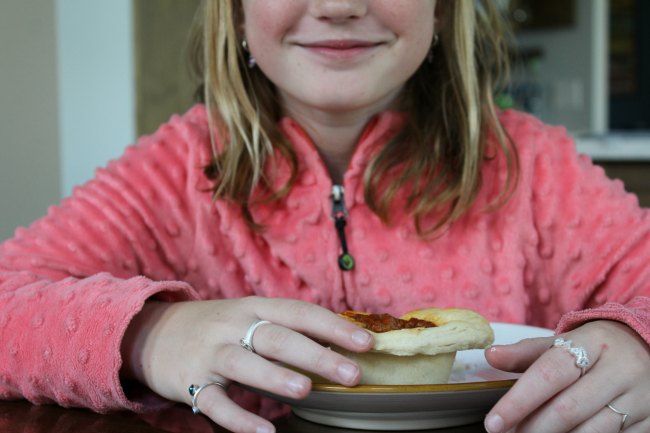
[311, 379, 517, 393]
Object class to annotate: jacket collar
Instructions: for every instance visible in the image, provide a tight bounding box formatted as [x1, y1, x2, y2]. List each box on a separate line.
[279, 111, 406, 197]
[248, 112, 406, 226]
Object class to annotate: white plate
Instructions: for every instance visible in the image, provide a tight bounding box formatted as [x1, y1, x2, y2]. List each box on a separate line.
[252, 323, 553, 431]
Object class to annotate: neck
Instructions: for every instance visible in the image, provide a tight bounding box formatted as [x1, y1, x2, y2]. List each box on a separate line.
[280, 94, 400, 185]
[292, 111, 372, 185]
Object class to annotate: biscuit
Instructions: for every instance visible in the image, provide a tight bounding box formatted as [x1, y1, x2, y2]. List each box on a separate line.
[333, 308, 494, 385]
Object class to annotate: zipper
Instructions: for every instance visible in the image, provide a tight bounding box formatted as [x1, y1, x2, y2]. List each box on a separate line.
[331, 185, 355, 271]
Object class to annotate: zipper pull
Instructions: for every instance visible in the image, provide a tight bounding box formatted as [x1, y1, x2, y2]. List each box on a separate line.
[331, 185, 355, 271]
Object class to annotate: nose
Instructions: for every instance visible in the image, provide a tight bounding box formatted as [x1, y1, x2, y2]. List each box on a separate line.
[310, 0, 368, 23]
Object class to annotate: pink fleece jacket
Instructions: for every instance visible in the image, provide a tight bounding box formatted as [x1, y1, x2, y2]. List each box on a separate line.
[1, 105, 649, 418]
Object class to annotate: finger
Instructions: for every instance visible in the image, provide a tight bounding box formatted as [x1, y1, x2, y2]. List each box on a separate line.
[485, 336, 603, 433]
[213, 344, 312, 399]
[191, 383, 274, 433]
[625, 418, 650, 433]
[597, 393, 649, 433]
[485, 337, 555, 373]
[510, 367, 625, 433]
[251, 323, 362, 386]
[570, 400, 631, 433]
[224, 323, 361, 389]
[246, 297, 373, 352]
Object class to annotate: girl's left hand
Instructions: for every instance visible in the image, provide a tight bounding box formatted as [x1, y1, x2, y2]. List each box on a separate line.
[484, 320, 650, 433]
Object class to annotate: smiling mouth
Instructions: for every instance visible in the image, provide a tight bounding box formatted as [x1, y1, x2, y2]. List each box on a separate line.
[301, 40, 382, 49]
[297, 40, 383, 60]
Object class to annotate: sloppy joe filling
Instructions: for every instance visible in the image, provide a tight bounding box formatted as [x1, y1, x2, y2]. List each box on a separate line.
[341, 311, 436, 333]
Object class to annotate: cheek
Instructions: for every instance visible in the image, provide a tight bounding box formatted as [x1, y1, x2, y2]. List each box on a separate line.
[396, 13, 436, 66]
[243, 0, 303, 48]
[409, 19, 435, 63]
[405, 6, 436, 39]
[244, 13, 278, 48]
[376, 1, 436, 49]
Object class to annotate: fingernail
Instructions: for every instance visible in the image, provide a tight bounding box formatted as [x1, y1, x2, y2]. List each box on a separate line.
[352, 330, 371, 347]
[287, 376, 309, 396]
[338, 362, 359, 383]
[485, 414, 504, 433]
[256, 425, 274, 433]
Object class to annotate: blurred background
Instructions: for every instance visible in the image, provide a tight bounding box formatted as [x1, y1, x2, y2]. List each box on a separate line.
[1, 0, 648, 241]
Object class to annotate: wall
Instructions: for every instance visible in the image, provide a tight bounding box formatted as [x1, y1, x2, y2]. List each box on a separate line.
[56, 0, 135, 197]
[0, 1, 60, 241]
[599, 162, 650, 207]
[0, 0, 136, 241]
[134, 0, 201, 136]
[516, 0, 608, 134]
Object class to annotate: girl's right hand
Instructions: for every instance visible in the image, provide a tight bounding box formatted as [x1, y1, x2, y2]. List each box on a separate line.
[121, 296, 374, 433]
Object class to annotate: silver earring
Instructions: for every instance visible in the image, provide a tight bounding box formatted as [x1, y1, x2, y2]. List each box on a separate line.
[241, 40, 256, 69]
[428, 34, 439, 63]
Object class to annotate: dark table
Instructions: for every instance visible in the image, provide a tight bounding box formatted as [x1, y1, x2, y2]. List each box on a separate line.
[0, 400, 487, 433]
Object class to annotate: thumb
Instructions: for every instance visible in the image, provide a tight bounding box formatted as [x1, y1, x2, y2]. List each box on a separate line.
[485, 336, 555, 373]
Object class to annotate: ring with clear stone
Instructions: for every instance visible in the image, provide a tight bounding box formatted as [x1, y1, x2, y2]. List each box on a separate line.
[240, 319, 271, 354]
[551, 337, 590, 377]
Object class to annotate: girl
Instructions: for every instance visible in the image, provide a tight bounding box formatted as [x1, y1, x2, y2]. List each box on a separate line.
[1, 1, 649, 433]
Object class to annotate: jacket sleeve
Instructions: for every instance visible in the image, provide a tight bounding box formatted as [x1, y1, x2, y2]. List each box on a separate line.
[0, 108, 209, 412]
[517, 114, 650, 344]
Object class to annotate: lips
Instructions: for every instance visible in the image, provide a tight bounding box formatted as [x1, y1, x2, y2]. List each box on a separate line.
[297, 39, 383, 60]
[300, 39, 381, 49]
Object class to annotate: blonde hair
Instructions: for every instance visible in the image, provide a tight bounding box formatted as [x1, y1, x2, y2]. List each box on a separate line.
[189, 0, 518, 235]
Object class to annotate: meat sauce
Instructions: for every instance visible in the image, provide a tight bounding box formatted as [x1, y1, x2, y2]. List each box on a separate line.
[341, 311, 436, 333]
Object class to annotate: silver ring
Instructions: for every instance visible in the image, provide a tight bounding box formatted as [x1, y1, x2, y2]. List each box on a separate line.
[607, 403, 629, 432]
[551, 337, 590, 376]
[239, 319, 271, 353]
[188, 381, 227, 415]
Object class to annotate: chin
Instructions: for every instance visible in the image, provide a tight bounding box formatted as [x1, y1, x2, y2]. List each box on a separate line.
[306, 95, 390, 115]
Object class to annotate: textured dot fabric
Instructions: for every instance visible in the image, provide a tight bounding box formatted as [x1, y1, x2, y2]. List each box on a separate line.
[1, 105, 649, 418]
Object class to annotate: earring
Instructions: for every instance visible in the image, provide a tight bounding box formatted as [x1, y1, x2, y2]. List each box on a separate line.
[241, 40, 256, 69]
[428, 34, 439, 63]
